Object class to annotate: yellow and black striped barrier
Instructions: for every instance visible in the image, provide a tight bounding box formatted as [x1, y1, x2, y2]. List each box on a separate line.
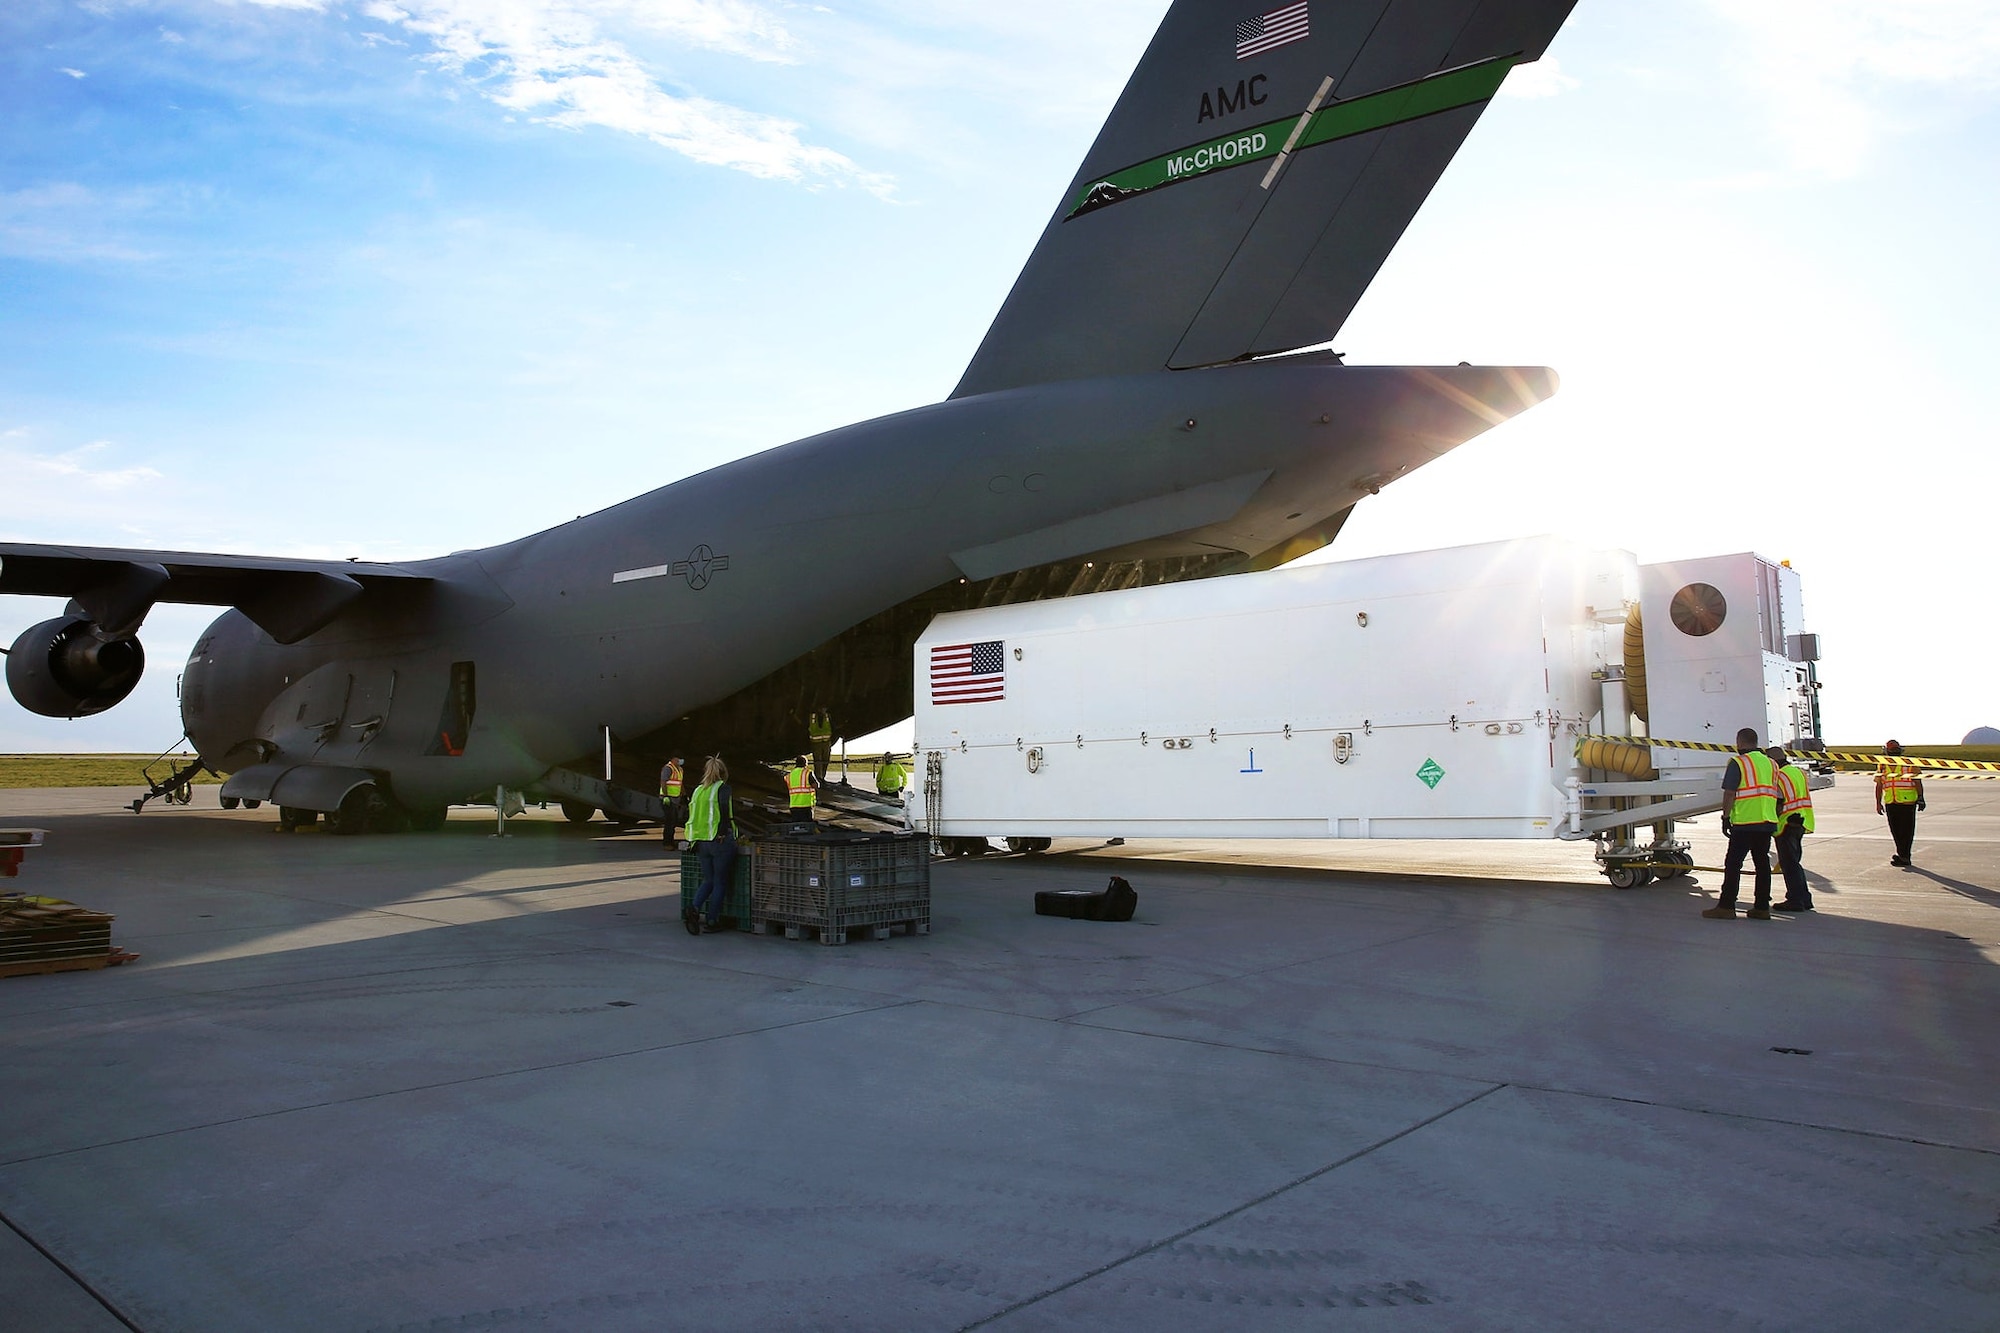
[1576, 737, 2000, 775]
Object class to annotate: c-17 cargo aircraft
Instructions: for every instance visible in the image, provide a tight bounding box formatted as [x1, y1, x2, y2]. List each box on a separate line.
[2, 0, 1577, 832]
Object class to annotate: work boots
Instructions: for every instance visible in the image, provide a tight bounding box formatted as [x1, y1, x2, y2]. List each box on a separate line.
[1701, 904, 1737, 919]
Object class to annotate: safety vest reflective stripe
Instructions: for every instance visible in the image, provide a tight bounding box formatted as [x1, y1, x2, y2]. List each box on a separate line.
[1729, 752, 1780, 825]
[1880, 767, 1920, 803]
[787, 767, 815, 807]
[686, 782, 734, 841]
[1776, 764, 1815, 833]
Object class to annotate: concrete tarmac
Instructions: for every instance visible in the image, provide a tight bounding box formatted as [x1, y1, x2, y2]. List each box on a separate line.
[0, 779, 1994, 1331]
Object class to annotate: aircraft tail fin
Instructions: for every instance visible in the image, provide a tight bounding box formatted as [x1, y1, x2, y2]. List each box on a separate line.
[952, 0, 1577, 399]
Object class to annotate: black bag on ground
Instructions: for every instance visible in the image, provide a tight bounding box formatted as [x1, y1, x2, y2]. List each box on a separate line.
[1098, 875, 1137, 922]
[1034, 875, 1137, 922]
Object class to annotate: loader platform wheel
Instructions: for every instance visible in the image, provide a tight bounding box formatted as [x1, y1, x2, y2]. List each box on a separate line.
[1605, 864, 1651, 890]
[560, 800, 596, 824]
[1653, 851, 1693, 880]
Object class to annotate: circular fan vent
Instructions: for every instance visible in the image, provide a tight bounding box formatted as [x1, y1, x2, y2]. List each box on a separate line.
[1669, 582, 1727, 637]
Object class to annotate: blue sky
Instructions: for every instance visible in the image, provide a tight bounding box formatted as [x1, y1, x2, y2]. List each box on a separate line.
[3, 0, 1997, 753]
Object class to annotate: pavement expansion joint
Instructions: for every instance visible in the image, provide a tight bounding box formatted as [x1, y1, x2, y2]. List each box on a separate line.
[1503, 1079, 2000, 1159]
[0, 997, 924, 1170]
[955, 1083, 1511, 1331]
[0, 1207, 143, 1332]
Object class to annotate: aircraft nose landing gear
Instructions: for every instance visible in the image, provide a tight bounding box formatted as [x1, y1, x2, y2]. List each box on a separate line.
[130, 741, 207, 812]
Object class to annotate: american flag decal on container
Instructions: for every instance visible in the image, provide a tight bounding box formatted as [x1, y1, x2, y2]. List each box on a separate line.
[930, 640, 1006, 705]
[1236, 1, 1309, 59]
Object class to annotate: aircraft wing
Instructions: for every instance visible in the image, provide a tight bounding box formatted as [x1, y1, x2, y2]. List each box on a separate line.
[0, 541, 432, 643]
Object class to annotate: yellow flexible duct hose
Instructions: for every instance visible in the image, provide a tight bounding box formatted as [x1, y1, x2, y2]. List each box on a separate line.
[1576, 737, 1657, 780]
[1623, 605, 1648, 724]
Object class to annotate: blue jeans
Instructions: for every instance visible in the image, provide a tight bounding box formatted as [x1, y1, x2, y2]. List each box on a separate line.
[694, 839, 736, 923]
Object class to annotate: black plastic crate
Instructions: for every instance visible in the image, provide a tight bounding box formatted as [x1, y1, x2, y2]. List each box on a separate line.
[678, 850, 755, 930]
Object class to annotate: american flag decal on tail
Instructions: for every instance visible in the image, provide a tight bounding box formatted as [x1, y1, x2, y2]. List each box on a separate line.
[930, 640, 1006, 705]
[1236, 1, 1309, 60]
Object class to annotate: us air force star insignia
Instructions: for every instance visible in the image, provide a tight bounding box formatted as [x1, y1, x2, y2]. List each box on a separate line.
[670, 544, 730, 591]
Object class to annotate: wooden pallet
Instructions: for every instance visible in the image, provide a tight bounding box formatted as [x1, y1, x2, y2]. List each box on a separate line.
[0, 947, 140, 980]
[0, 895, 136, 978]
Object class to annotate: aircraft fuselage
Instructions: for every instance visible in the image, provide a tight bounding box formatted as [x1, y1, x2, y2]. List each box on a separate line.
[180, 359, 1549, 811]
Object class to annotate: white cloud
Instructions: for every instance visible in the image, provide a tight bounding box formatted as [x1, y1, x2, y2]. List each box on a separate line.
[347, 0, 886, 190]
[1500, 54, 1577, 99]
[0, 442, 164, 539]
[60, 67, 89, 79]
[1709, 0, 2000, 177]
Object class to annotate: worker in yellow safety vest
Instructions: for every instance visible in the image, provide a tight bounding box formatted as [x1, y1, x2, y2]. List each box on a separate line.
[1874, 738, 1925, 867]
[1704, 727, 1780, 920]
[1766, 746, 1816, 913]
[874, 753, 908, 800]
[683, 756, 739, 935]
[658, 756, 685, 845]
[808, 710, 834, 781]
[786, 754, 818, 829]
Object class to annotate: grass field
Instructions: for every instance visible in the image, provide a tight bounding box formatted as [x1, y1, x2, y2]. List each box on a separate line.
[0, 755, 219, 790]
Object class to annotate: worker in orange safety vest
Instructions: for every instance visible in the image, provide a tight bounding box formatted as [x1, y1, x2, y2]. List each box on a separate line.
[659, 757, 685, 845]
[786, 755, 818, 830]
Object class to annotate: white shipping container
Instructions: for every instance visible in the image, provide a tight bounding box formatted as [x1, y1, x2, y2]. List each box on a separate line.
[913, 535, 1820, 854]
[915, 536, 1638, 842]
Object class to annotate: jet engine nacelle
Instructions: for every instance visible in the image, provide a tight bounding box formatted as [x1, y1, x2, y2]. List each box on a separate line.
[5, 615, 147, 718]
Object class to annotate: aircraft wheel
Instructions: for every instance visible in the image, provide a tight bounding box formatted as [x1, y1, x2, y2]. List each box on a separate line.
[327, 786, 393, 836]
[278, 806, 317, 831]
[171, 784, 193, 805]
[407, 807, 448, 833]
[220, 795, 241, 810]
[243, 799, 261, 810]
[560, 800, 596, 824]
